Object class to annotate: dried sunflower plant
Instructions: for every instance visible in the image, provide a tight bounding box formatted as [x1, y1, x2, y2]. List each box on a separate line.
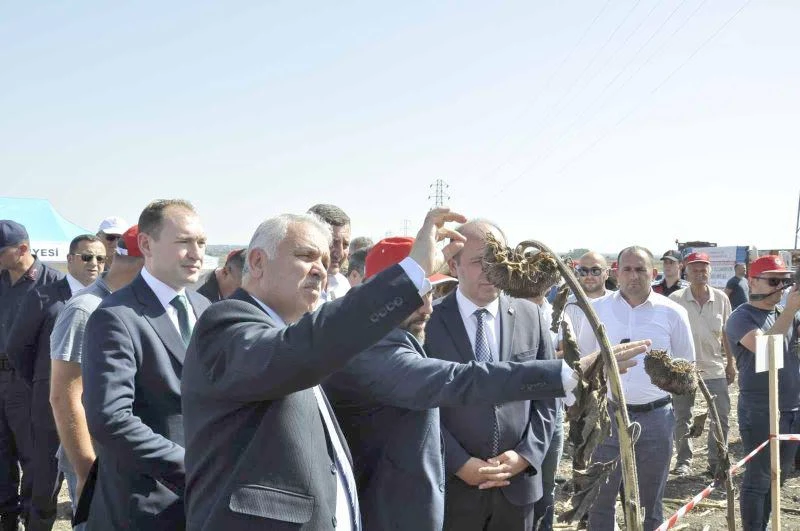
[481, 233, 644, 530]
[643, 350, 736, 530]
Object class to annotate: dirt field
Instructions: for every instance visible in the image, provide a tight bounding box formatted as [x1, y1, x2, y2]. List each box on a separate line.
[52, 383, 800, 530]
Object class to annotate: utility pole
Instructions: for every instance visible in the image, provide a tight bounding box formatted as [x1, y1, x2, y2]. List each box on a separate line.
[794, 190, 799, 249]
[402, 219, 411, 236]
[428, 179, 450, 208]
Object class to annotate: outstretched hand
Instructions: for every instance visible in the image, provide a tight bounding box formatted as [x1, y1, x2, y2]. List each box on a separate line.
[579, 339, 651, 374]
[408, 207, 467, 276]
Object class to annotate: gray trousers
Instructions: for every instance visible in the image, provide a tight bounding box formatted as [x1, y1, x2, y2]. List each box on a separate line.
[672, 378, 730, 469]
[588, 403, 675, 531]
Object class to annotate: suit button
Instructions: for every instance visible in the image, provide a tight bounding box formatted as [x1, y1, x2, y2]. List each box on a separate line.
[330, 463, 337, 475]
[394, 297, 403, 306]
[332, 516, 337, 527]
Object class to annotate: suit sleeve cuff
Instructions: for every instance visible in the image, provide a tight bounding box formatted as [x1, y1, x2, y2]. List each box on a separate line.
[561, 360, 579, 407]
[399, 257, 432, 296]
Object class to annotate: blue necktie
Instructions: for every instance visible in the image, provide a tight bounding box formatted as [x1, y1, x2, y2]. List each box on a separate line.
[474, 309, 499, 455]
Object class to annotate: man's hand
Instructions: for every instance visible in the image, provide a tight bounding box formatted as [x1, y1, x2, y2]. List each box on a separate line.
[477, 450, 530, 489]
[785, 285, 800, 314]
[409, 207, 467, 276]
[725, 361, 736, 385]
[455, 457, 510, 490]
[579, 339, 651, 374]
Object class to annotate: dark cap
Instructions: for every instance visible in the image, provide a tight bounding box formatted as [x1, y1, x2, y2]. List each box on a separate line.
[0, 220, 29, 249]
[661, 250, 682, 262]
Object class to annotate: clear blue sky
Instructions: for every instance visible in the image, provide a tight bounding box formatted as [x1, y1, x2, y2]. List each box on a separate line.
[1, 1, 798, 255]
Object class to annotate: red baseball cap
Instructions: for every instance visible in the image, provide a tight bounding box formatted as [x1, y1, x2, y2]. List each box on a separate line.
[685, 252, 710, 264]
[116, 225, 143, 258]
[365, 237, 456, 285]
[748, 255, 792, 278]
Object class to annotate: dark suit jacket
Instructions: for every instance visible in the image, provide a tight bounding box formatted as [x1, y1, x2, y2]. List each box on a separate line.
[7, 277, 72, 432]
[324, 327, 564, 531]
[424, 292, 557, 506]
[195, 271, 221, 303]
[82, 273, 210, 531]
[7, 277, 72, 384]
[181, 264, 421, 531]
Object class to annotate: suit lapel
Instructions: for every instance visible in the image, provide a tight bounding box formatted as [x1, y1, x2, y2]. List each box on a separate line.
[439, 292, 475, 363]
[132, 275, 188, 365]
[318, 388, 354, 467]
[498, 295, 516, 362]
[57, 278, 72, 302]
[186, 289, 210, 318]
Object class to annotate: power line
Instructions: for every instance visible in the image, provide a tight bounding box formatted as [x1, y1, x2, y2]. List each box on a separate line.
[492, 0, 720, 196]
[428, 179, 450, 207]
[550, 0, 755, 179]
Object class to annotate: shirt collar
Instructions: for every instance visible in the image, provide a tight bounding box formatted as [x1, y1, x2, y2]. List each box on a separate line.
[455, 287, 499, 321]
[22, 258, 43, 282]
[65, 274, 87, 295]
[684, 285, 715, 303]
[140, 267, 186, 310]
[249, 293, 287, 327]
[612, 288, 658, 309]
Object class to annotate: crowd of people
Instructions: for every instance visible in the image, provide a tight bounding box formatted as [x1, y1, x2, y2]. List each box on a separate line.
[0, 200, 798, 531]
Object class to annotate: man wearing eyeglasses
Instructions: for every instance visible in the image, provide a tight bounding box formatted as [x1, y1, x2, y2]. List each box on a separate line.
[0, 220, 65, 531]
[564, 252, 611, 355]
[96, 216, 128, 269]
[6, 234, 105, 531]
[724, 254, 800, 530]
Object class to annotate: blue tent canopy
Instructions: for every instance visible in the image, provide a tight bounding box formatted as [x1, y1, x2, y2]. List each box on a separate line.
[0, 196, 92, 241]
[1, 197, 93, 261]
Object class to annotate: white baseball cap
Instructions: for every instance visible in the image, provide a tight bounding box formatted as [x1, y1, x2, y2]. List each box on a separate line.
[97, 216, 129, 235]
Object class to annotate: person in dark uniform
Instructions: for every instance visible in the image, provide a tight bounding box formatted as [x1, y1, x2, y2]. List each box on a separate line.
[0, 220, 63, 531]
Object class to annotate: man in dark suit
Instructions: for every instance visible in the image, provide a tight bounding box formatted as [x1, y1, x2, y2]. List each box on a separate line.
[181, 208, 467, 531]
[324, 237, 648, 531]
[195, 248, 244, 302]
[82, 200, 210, 531]
[424, 219, 555, 531]
[6, 234, 105, 531]
[0, 220, 64, 531]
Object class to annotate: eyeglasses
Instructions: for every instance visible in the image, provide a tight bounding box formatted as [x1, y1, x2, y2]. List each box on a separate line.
[576, 266, 605, 277]
[71, 253, 106, 264]
[754, 276, 794, 288]
[103, 234, 121, 242]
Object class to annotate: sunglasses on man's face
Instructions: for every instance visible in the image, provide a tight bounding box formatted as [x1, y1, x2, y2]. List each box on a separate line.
[103, 234, 121, 242]
[755, 276, 794, 288]
[576, 266, 605, 277]
[72, 253, 106, 264]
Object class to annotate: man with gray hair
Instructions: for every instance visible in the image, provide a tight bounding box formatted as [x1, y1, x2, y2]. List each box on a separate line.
[181, 207, 466, 530]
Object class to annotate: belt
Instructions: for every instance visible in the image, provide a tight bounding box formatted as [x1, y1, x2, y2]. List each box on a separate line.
[622, 396, 672, 413]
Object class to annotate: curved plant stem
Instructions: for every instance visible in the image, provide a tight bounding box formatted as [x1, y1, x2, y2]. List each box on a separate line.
[519, 240, 643, 531]
[696, 378, 736, 531]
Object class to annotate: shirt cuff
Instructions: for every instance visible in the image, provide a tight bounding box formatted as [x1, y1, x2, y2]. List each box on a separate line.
[560, 360, 579, 407]
[399, 257, 432, 296]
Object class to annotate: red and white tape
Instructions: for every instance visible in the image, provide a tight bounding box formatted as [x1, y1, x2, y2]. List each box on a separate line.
[655, 434, 800, 531]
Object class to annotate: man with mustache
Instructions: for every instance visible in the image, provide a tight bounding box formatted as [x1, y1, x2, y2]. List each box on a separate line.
[81, 200, 210, 530]
[323, 236, 650, 531]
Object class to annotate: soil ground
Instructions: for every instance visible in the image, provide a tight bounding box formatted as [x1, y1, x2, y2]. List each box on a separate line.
[52, 383, 800, 530]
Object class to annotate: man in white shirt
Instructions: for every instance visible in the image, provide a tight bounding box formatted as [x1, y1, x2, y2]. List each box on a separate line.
[564, 251, 611, 355]
[574, 246, 695, 530]
[308, 204, 352, 300]
[81, 200, 211, 530]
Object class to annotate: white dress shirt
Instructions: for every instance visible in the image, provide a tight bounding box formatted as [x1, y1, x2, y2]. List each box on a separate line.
[454, 290, 578, 405]
[141, 268, 197, 334]
[323, 272, 351, 301]
[574, 289, 696, 405]
[252, 297, 359, 531]
[65, 273, 87, 298]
